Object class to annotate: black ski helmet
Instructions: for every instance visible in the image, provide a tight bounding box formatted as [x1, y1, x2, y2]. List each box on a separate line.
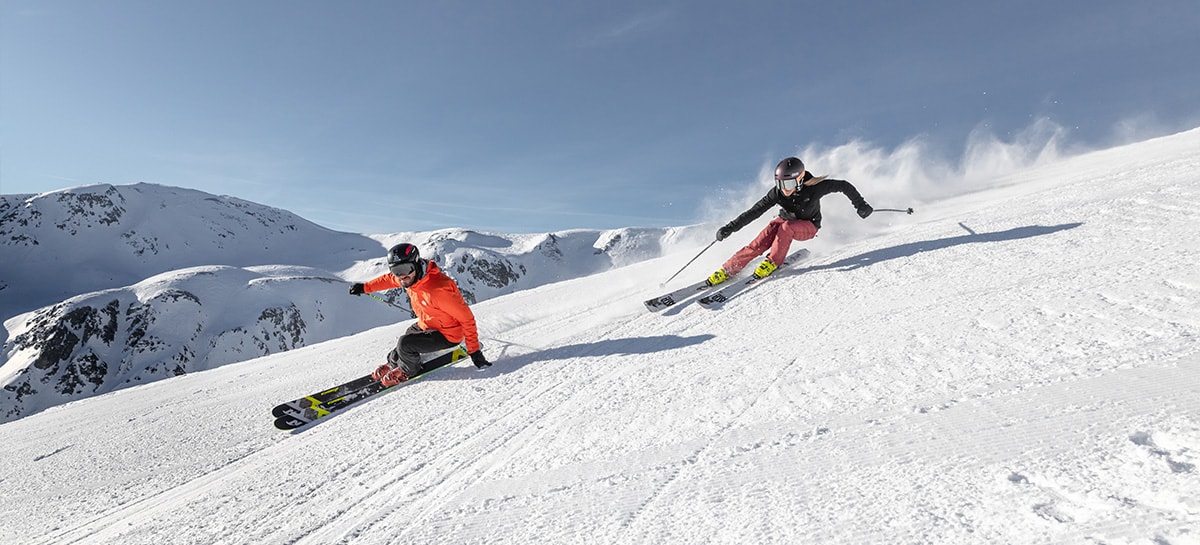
[386, 243, 426, 280]
[775, 157, 805, 181]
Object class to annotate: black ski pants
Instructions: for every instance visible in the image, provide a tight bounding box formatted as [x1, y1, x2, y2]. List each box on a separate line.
[387, 323, 459, 376]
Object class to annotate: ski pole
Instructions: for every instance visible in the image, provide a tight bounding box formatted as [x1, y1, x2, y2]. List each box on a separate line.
[485, 336, 546, 352]
[660, 240, 717, 287]
[366, 292, 417, 317]
[874, 207, 915, 214]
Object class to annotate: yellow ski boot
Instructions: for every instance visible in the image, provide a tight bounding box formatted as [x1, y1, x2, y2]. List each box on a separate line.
[752, 259, 778, 279]
[706, 269, 730, 286]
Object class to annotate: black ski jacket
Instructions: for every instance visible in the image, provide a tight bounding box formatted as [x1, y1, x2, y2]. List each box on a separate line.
[723, 172, 868, 232]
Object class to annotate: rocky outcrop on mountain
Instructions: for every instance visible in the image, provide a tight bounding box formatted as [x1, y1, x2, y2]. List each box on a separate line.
[0, 267, 390, 422]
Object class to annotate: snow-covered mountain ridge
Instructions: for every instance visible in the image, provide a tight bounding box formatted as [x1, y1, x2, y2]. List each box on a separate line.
[0, 182, 380, 319]
[1, 183, 707, 422]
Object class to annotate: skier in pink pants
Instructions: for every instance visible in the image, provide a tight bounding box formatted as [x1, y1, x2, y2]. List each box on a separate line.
[706, 157, 874, 285]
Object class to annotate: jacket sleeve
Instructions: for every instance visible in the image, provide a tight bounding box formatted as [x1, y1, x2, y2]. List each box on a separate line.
[816, 179, 869, 209]
[363, 272, 402, 293]
[439, 286, 481, 353]
[725, 189, 779, 232]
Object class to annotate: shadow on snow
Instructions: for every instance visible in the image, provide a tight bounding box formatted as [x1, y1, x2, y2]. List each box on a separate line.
[431, 334, 716, 380]
[427, 224, 1082, 381]
[802, 222, 1083, 273]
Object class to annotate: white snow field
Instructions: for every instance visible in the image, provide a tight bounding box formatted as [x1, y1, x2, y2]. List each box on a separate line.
[3, 128, 1200, 544]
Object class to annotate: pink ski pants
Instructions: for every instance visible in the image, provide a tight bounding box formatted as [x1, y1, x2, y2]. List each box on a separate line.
[721, 217, 817, 275]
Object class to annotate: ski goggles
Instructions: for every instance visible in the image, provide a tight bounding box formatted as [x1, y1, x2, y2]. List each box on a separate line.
[778, 176, 802, 191]
[389, 261, 417, 276]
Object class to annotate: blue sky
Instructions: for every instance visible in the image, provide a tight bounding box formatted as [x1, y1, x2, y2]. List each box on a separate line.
[3, 1, 1199, 234]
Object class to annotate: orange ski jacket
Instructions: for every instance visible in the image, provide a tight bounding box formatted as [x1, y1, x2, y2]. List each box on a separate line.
[362, 261, 481, 353]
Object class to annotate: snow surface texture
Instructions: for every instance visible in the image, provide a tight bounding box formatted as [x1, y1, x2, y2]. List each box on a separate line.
[3, 128, 1200, 543]
[1, 184, 705, 422]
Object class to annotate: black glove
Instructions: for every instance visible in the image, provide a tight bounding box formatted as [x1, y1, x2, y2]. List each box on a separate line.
[716, 225, 734, 241]
[857, 204, 873, 219]
[469, 350, 491, 369]
[349, 283, 365, 296]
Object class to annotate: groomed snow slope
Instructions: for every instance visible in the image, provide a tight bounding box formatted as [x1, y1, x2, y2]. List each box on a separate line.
[3, 129, 1199, 544]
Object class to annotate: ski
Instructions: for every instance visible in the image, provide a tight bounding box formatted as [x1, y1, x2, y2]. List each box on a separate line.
[697, 249, 810, 309]
[271, 374, 379, 418]
[273, 346, 470, 430]
[643, 278, 716, 312]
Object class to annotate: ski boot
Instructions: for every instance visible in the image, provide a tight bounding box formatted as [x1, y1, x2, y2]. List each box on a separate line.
[380, 367, 411, 387]
[752, 259, 778, 279]
[706, 269, 730, 286]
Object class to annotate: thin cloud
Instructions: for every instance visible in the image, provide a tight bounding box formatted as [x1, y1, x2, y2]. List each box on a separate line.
[582, 9, 674, 46]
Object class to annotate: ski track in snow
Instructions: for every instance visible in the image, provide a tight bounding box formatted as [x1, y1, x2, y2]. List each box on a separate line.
[4, 129, 1200, 544]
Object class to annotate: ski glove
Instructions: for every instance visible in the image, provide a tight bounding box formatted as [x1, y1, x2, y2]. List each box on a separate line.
[469, 350, 492, 369]
[716, 225, 735, 241]
[857, 204, 873, 219]
[349, 283, 365, 296]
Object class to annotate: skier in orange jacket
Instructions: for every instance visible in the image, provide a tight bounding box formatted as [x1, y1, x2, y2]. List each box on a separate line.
[349, 243, 490, 386]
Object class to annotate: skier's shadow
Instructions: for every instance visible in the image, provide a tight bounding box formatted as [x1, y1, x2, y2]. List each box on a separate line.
[799, 222, 1083, 273]
[432, 334, 715, 379]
